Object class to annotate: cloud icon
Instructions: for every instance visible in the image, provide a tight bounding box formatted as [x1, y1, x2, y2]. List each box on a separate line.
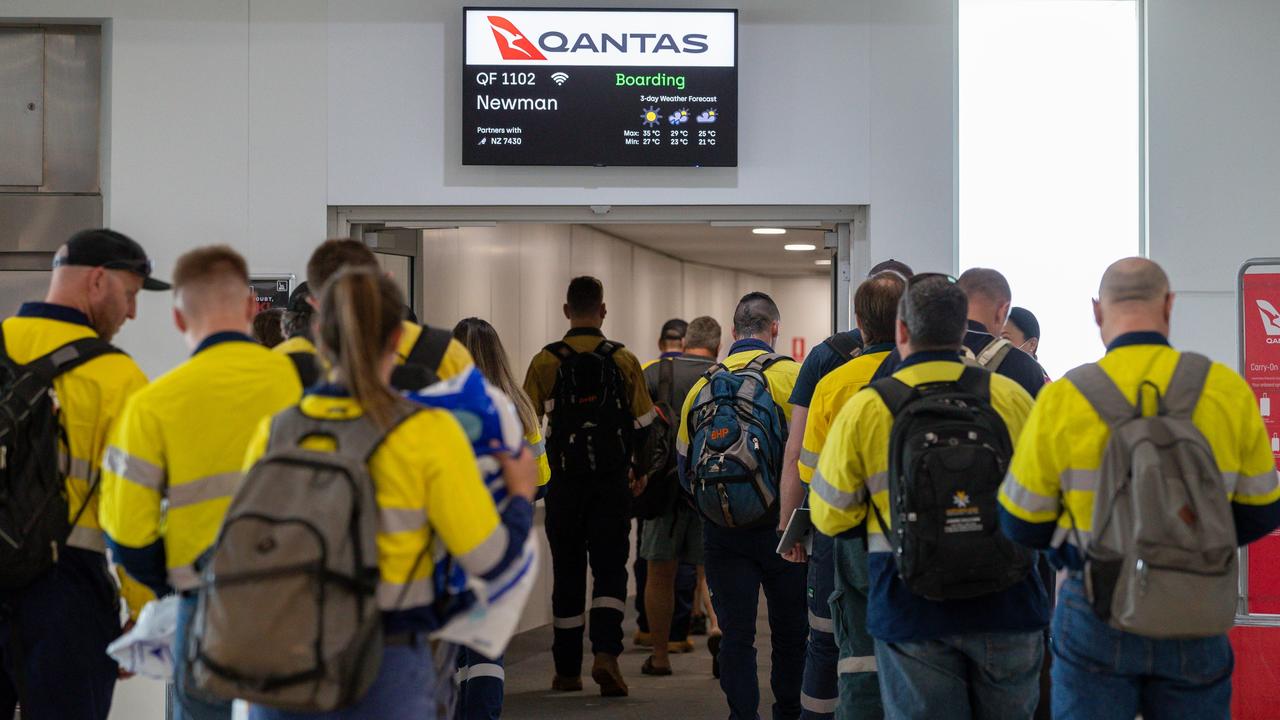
[696, 109, 718, 123]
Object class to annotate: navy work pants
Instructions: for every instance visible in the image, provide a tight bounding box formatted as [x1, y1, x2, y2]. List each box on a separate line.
[801, 532, 838, 718]
[704, 522, 808, 720]
[546, 474, 630, 677]
[0, 548, 120, 720]
[457, 648, 504, 720]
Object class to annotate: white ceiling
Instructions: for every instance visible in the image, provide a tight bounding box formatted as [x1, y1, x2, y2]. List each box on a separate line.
[591, 224, 834, 277]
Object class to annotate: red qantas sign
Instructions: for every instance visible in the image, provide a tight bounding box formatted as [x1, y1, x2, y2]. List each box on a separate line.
[487, 16, 546, 61]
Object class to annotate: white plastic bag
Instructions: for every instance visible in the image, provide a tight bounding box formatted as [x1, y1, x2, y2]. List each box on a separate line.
[106, 594, 180, 681]
[431, 535, 539, 658]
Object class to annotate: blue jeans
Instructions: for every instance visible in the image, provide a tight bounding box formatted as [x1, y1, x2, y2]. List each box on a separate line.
[801, 532, 838, 719]
[875, 631, 1043, 720]
[249, 643, 437, 720]
[1051, 577, 1233, 720]
[172, 594, 233, 720]
[704, 522, 808, 720]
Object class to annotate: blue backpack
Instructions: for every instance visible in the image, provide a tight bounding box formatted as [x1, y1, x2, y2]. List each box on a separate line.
[685, 353, 790, 528]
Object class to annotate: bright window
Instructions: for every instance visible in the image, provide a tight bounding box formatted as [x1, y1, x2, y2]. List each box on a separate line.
[960, 0, 1140, 378]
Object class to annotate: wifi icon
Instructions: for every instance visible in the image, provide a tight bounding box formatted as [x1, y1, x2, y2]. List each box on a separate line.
[551, 72, 570, 86]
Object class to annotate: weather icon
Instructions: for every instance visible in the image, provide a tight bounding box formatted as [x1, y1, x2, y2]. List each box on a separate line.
[696, 109, 718, 124]
[642, 106, 662, 127]
[668, 108, 690, 125]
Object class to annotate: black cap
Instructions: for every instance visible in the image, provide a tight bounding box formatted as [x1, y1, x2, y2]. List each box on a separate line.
[1008, 307, 1041, 341]
[660, 318, 688, 341]
[286, 281, 312, 313]
[53, 228, 170, 291]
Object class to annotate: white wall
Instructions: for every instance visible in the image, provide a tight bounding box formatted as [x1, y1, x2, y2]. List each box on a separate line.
[1146, 0, 1280, 365]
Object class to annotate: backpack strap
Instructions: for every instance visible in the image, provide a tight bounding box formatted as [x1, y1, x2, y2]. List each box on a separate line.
[870, 377, 915, 416]
[390, 326, 452, 391]
[657, 357, 676, 407]
[1161, 352, 1212, 419]
[823, 331, 864, 363]
[976, 337, 1016, 372]
[545, 341, 576, 363]
[22, 335, 123, 383]
[747, 352, 791, 373]
[595, 340, 624, 358]
[1065, 363, 1137, 427]
[286, 352, 321, 389]
[270, 400, 421, 462]
[952, 365, 993, 402]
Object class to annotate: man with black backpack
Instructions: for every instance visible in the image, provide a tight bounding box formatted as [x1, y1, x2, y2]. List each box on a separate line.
[1000, 258, 1280, 719]
[523, 276, 656, 698]
[637, 316, 721, 678]
[0, 229, 167, 720]
[811, 275, 1047, 719]
[677, 292, 805, 720]
[299, 239, 476, 391]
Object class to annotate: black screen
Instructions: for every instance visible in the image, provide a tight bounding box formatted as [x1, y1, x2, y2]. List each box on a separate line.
[463, 8, 737, 167]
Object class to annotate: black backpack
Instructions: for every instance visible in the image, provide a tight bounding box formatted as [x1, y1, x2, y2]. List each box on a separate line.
[389, 326, 453, 392]
[633, 359, 679, 520]
[0, 330, 121, 589]
[823, 331, 864, 363]
[286, 352, 321, 389]
[544, 340, 633, 477]
[869, 366, 1033, 601]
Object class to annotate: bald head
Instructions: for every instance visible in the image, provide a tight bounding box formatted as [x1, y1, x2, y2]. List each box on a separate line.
[1098, 257, 1170, 305]
[1093, 257, 1174, 345]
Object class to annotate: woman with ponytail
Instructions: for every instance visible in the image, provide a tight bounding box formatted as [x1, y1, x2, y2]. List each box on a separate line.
[243, 269, 537, 719]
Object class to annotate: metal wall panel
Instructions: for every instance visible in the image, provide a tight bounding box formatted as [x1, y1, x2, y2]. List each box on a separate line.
[43, 28, 101, 192]
[0, 29, 45, 186]
[0, 194, 103, 252]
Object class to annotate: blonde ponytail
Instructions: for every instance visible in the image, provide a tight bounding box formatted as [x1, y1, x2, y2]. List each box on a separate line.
[318, 268, 403, 429]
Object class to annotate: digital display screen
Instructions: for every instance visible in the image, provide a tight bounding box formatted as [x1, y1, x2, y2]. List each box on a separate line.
[463, 8, 737, 167]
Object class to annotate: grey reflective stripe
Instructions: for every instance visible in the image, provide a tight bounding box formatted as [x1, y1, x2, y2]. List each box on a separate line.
[634, 408, 657, 429]
[1052, 525, 1092, 551]
[103, 446, 165, 491]
[169, 564, 200, 591]
[1000, 474, 1059, 515]
[800, 693, 838, 714]
[66, 525, 105, 552]
[591, 596, 626, 613]
[378, 507, 427, 535]
[799, 448, 821, 469]
[808, 610, 834, 634]
[868, 534, 892, 552]
[377, 577, 434, 610]
[1061, 469, 1101, 493]
[553, 614, 586, 629]
[529, 439, 547, 458]
[865, 471, 888, 496]
[457, 525, 510, 578]
[168, 472, 240, 509]
[676, 437, 689, 456]
[811, 470, 867, 511]
[68, 456, 94, 482]
[837, 655, 878, 674]
[457, 663, 505, 683]
[1233, 469, 1280, 499]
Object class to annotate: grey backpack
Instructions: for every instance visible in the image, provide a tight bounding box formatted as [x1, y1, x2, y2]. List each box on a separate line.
[963, 336, 1015, 372]
[187, 402, 418, 711]
[1065, 353, 1238, 639]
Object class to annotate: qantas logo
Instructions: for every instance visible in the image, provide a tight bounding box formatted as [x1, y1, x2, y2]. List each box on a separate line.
[488, 16, 547, 61]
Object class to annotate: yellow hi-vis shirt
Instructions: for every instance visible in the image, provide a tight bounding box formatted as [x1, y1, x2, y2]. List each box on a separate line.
[100, 334, 302, 599]
[243, 393, 505, 613]
[799, 347, 893, 483]
[811, 358, 1033, 543]
[676, 341, 800, 463]
[527, 426, 551, 487]
[275, 322, 473, 384]
[523, 327, 655, 427]
[999, 336, 1280, 567]
[1, 305, 148, 553]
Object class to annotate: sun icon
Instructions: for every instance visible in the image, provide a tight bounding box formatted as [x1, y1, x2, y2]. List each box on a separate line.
[641, 106, 661, 127]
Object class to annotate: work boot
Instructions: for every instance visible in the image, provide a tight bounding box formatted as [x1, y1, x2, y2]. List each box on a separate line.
[551, 675, 583, 692]
[591, 653, 629, 697]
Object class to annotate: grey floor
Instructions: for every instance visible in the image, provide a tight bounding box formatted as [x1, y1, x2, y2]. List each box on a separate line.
[502, 597, 777, 719]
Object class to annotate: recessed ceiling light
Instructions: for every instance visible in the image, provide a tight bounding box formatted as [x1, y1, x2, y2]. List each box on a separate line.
[815, 259, 832, 266]
[784, 243, 817, 252]
[752, 227, 787, 235]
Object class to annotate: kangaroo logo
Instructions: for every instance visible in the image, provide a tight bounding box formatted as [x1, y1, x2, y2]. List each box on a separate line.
[487, 16, 547, 61]
[1257, 299, 1280, 337]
